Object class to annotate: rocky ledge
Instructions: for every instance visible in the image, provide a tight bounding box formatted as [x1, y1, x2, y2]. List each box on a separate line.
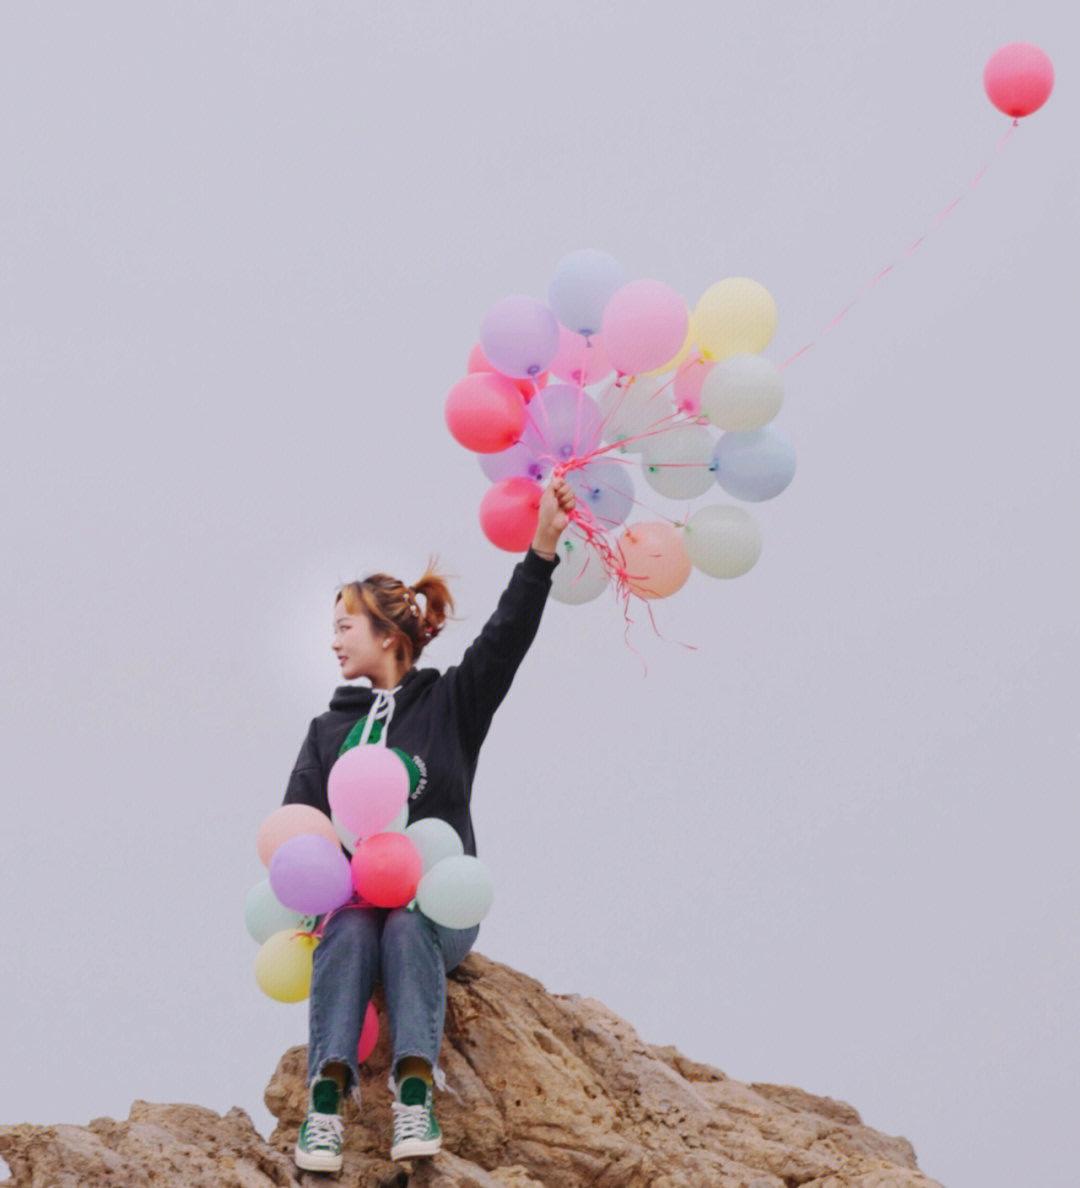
[0, 952, 943, 1187]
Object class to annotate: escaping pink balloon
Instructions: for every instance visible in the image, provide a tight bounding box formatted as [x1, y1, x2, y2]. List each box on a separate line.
[616, 521, 692, 599]
[357, 1002, 379, 1063]
[479, 476, 543, 551]
[445, 373, 527, 453]
[467, 343, 547, 401]
[673, 352, 716, 415]
[984, 43, 1053, 118]
[548, 325, 613, 386]
[599, 281, 689, 376]
[351, 832, 424, 908]
[328, 747, 409, 841]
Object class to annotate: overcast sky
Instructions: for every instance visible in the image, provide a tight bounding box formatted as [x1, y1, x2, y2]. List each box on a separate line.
[3, 4, 1078, 1187]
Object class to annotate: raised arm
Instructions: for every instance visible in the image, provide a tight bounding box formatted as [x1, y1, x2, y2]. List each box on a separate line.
[446, 477, 575, 751]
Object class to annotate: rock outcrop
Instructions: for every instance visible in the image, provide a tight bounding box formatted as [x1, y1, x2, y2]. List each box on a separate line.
[0, 952, 943, 1187]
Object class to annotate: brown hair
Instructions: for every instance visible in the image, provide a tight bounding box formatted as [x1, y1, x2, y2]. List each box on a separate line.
[335, 560, 454, 666]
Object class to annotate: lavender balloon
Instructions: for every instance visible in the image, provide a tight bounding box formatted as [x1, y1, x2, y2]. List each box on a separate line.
[520, 385, 604, 465]
[478, 440, 550, 484]
[548, 249, 627, 338]
[269, 832, 353, 916]
[479, 295, 560, 379]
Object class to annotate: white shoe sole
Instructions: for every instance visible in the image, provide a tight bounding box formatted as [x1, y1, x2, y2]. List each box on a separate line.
[390, 1136, 442, 1160]
[294, 1146, 343, 1173]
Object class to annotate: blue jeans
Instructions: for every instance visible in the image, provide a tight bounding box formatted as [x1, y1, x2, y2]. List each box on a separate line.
[307, 904, 478, 1092]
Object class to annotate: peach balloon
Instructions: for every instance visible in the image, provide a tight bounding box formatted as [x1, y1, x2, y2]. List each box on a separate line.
[616, 521, 692, 599]
[257, 804, 340, 868]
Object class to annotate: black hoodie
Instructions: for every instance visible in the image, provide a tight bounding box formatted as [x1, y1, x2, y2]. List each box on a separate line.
[282, 549, 559, 856]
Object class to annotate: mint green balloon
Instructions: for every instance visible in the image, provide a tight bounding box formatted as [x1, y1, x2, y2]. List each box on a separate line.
[405, 817, 464, 873]
[416, 855, 493, 929]
[245, 878, 307, 944]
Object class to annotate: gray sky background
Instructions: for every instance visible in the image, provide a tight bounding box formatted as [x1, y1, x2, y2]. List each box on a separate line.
[3, 4, 1077, 1186]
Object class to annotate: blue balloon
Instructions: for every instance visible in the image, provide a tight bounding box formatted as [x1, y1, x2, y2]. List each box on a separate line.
[711, 427, 796, 502]
[569, 460, 636, 529]
[548, 250, 627, 338]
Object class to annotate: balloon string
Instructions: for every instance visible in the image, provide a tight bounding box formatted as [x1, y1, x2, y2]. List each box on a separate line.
[779, 121, 1019, 370]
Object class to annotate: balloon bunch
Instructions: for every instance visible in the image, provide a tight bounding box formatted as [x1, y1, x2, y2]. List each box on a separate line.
[447, 253, 795, 611]
[446, 43, 1055, 617]
[245, 747, 494, 1010]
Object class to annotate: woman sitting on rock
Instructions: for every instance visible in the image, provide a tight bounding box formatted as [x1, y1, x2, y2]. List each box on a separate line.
[281, 476, 575, 1172]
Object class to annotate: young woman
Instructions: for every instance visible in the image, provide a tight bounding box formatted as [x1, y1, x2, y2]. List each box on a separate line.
[282, 476, 576, 1172]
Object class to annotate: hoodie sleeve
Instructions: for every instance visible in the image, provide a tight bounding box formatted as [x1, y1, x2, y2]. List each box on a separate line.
[445, 548, 558, 756]
[282, 719, 328, 813]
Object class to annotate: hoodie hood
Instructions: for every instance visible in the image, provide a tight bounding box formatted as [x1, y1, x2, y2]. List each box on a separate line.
[328, 665, 439, 714]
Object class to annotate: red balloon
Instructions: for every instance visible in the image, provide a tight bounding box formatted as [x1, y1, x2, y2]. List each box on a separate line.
[445, 373, 527, 453]
[983, 43, 1054, 118]
[351, 832, 424, 908]
[357, 1001, 379, 1063]
[479, 476, 543, 551]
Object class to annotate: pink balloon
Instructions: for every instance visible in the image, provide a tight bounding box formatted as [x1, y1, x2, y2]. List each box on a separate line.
[467, 343, 547, 401]
[445, 373, 527, 454]
[479, 476, 543, 551]
[351, 832, 424, 908]
[328, 747, 409, 841]
[599, 281, 689, 377]
[257, 804, 340, 867]
[984, 43, 1054, 118]
[548, 325, 613, 385]
[616, 521, 692, 599]
[673, 352, 716, 416]
[357, 1001, 380, 1063]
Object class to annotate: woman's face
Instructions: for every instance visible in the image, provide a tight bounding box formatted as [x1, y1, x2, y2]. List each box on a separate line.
[331, 603, 385, 681]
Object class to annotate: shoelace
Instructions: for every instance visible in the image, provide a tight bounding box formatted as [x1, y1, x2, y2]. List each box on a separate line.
[304, 1111, 343, 1150]
[391, 1100, 430, 1141]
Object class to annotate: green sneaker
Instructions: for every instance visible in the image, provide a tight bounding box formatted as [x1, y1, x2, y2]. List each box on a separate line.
[390, 1076, 441, 1160]
[295, 1078, 344, 1173]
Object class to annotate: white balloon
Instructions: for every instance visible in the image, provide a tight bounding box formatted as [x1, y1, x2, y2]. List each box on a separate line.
[597, 375, 674, 450]
[682, 504, 762, 578]
[641, 425, 715, 499]
[700, 354, 783, 431]
[417, 856, 494, 929]
[550, 532, 609, 604]
[404, 817, 464, 872]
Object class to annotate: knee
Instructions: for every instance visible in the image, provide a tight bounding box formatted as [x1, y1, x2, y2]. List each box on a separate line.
[320, 905, 381, 950]
[380, 906, 437, 958]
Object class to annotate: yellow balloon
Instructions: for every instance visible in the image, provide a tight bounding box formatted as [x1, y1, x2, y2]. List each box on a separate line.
[255, 928, 319, 1003]
[693, 279, 776, 359]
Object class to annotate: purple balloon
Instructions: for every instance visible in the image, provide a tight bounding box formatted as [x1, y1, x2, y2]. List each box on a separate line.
[478, 440, 550, 484]
[269, 833, 353, 916]
[520, 385, 605, 465]
[479, 296, 560, 379]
